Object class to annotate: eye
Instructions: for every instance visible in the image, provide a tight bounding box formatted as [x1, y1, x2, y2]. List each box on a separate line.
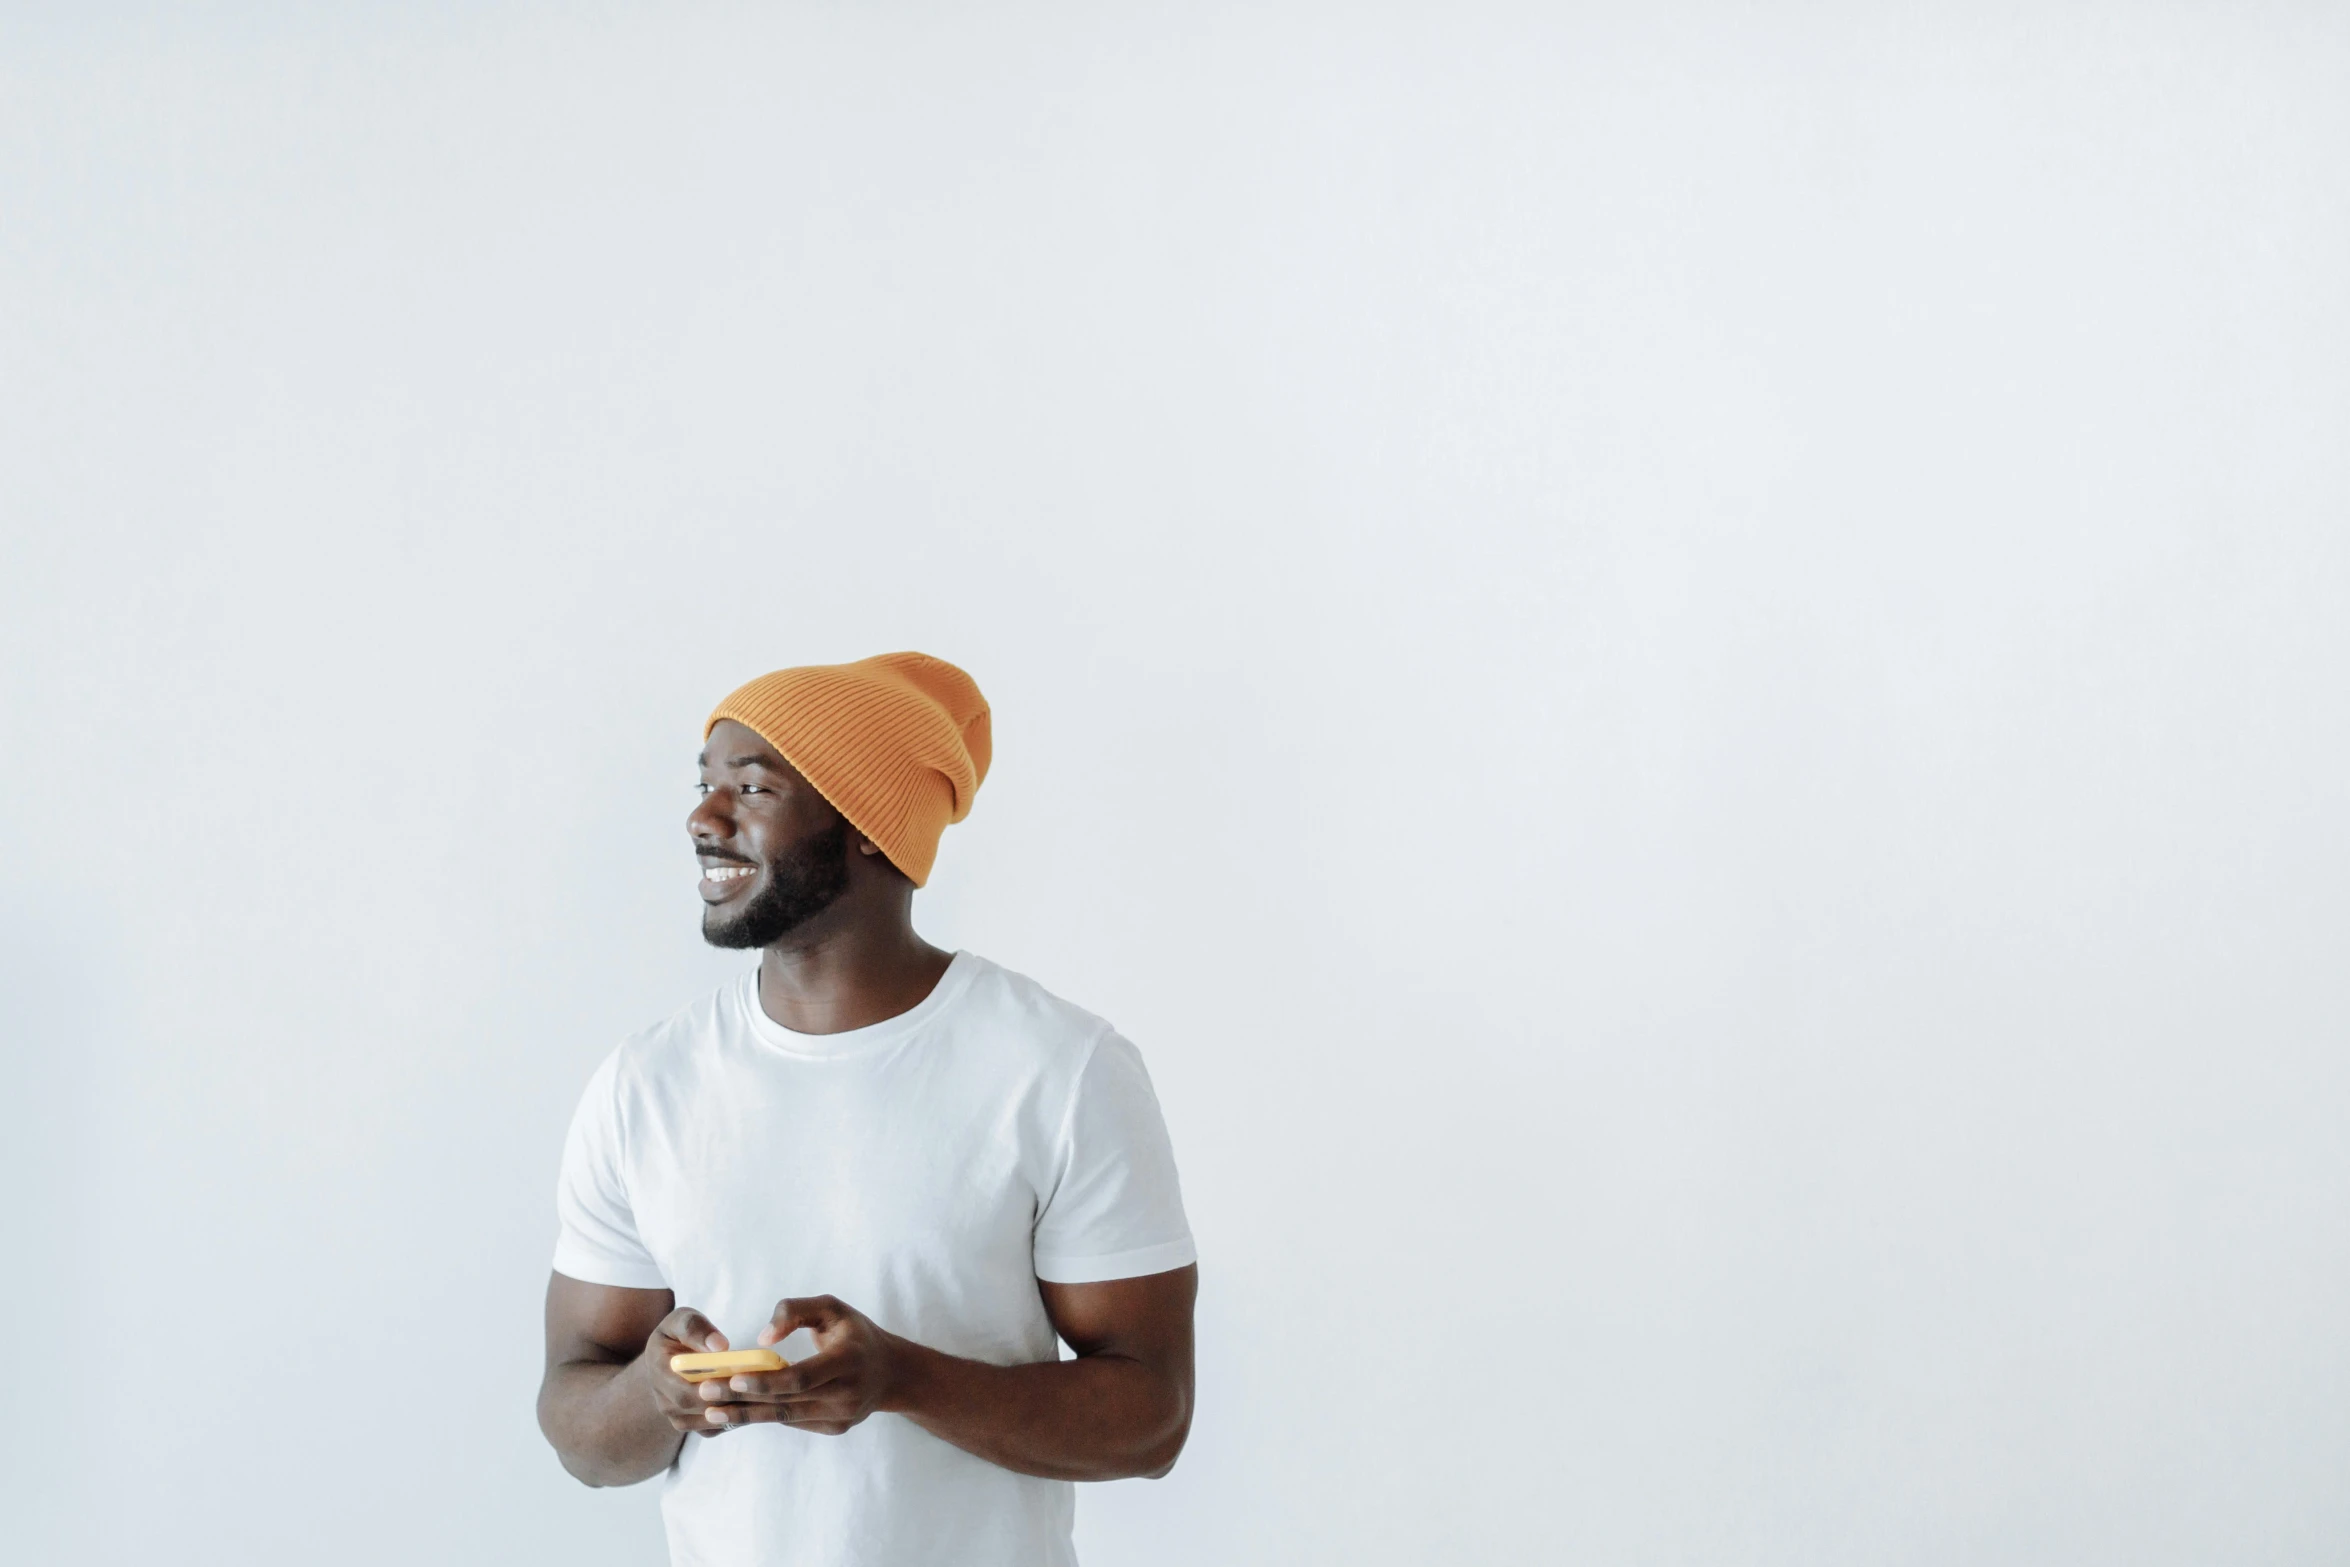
[694, 783, 713, 797]
[741, 785, 766, 795]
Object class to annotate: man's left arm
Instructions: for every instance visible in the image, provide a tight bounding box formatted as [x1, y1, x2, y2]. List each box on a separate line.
[688, 1264, 1197, 1481]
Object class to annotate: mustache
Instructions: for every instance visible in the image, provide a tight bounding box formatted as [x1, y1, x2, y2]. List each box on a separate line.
[694, 847, 756, 865]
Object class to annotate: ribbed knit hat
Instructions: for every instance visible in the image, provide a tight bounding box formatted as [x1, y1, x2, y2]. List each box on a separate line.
[704, 652, 991, 888]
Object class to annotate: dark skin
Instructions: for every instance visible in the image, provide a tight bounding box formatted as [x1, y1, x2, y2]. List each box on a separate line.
[536, 719, 1197, 1488]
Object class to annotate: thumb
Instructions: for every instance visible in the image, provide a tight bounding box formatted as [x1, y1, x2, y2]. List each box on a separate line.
[760, 1294, 845, 1347]
[663, 1308, 728, 1353]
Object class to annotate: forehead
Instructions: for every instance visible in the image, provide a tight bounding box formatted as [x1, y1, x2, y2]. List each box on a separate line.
[699, 718, 793, 773]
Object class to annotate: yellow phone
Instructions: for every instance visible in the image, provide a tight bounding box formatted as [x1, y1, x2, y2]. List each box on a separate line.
[669, 1348, 791, 1383]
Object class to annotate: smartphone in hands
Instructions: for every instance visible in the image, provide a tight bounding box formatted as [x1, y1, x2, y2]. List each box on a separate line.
[670, 1348, 790, 1383]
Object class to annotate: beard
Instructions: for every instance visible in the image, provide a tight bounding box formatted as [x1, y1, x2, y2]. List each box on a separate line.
[701, 818, 854, 949]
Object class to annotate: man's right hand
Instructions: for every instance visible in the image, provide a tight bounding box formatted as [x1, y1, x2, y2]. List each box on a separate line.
[645, 1307, 735, 1439]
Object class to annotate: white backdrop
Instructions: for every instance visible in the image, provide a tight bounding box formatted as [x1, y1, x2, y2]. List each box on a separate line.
[5, 5, 2348, 1564]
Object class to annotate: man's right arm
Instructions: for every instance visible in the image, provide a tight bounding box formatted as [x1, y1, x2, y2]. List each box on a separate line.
[537, 1270, 732, 1487]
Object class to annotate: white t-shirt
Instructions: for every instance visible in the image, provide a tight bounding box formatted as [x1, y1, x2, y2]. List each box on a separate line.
[551, 949, 1197, 1567]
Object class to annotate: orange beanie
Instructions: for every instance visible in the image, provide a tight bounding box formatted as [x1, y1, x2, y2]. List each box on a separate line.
[704, 652, 991, 888]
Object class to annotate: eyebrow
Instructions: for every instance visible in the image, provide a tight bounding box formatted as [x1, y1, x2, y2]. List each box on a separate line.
[697, 751, 784, 772]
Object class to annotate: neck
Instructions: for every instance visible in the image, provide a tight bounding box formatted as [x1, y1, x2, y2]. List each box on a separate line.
[755, 906, 954, 1035]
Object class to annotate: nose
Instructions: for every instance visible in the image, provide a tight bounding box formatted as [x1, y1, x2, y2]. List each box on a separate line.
[688, 789, 732, 844]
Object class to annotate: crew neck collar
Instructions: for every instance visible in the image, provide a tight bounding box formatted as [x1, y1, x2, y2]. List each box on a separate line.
[736, 949, 979, 1059]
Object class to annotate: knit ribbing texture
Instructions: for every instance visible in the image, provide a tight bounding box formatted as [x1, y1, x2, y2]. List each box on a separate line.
[705, 651, 991, 888]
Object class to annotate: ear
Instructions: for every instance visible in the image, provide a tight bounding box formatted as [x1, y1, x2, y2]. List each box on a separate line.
[858, 839, 882, 856]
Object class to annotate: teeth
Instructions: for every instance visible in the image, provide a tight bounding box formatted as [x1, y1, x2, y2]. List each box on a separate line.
[704, 865, 753, 882]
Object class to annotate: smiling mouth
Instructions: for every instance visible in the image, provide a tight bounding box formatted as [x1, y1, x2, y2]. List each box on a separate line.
[699, 862, 757, 896]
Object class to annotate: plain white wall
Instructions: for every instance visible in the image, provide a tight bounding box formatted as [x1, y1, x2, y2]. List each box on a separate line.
[5, 4, 2347, 1562]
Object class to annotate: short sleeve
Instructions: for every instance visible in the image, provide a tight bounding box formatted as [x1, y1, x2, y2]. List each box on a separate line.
[1033, 1031, 1198, 1284]
[552, 1048, 669, 1290]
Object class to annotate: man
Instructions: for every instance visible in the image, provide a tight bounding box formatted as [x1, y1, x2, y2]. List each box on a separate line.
[537, 652, 1198, 1567]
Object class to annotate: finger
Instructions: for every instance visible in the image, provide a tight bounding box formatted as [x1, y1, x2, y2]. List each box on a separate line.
[716, 1362, 843, 1402]
[692, 1375, 851, 1421]
[699, 1400, 787, 1430]
[738, 1348, 854, 1400]
[658, 1308, 728, 1354]
[696, 1378, 765, 1404]
[761, 1294, 847, 1347]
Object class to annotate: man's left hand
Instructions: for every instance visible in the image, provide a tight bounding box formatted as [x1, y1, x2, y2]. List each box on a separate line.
[694, 1294, 905, 1436]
